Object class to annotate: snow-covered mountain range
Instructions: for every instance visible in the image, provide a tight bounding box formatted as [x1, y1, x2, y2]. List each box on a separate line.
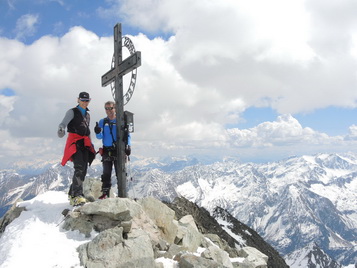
[285, 242, 343, 268]
[0, 153, 356, 267]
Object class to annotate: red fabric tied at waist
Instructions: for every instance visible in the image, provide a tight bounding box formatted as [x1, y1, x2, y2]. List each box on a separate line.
[61, 133, 96, 166]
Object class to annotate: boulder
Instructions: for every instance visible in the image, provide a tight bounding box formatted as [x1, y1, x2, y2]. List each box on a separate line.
[62, 198, 142, 236]
[79, 198, 142, 220]
[78, 227, 155, 268]
[174, 215, 203, 252]
[58, 196, 272, 268]
[0, 199, 26, 236]
[83, 177, 103, 201]
[179, 214, 199, 232]
[201, 245, 233, 268]
[204, 234, 240, 258]
[176, 253, 226, 268]
[138, 196, 178, 244]
[238, 247, 268, 268]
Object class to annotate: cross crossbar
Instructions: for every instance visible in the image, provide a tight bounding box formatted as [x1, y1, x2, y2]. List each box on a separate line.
[101, 52, 141, 87]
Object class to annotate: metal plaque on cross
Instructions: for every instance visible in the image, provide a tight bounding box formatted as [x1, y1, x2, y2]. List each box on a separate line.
[101, 23, 141, 198]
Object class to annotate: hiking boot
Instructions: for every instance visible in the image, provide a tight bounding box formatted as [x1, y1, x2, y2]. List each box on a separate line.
[98, 193, 109, 200]
[69, 195, 87, 206]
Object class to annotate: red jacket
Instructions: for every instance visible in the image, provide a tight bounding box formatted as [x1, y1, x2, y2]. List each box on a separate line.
[61, 133, 96, 166]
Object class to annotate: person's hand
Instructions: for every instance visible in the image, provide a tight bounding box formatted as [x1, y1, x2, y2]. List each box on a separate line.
[57, 125, 65, 138]
[125, 145, 131, 156]
[94, 122, 101, 134]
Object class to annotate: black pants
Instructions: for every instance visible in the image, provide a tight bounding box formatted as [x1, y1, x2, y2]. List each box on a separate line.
[101, 148, 118, 194]
[68, 140, 89, 197]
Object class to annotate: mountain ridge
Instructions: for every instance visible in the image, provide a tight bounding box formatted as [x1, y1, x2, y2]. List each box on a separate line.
[0, 152, 356, 267]
[0, 189, 285, 267]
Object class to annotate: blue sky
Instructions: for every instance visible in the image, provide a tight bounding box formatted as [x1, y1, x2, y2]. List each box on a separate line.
[237, 106, 357, 136]
[1, 0, 357, 168]
[1, 1, 116, 41]
[0, 0, 166, 42]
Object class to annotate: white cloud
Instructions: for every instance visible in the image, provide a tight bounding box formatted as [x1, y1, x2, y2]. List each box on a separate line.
[15, 14, 39, 40]
[226, 114, 337, 148]
[0, 95, 16, 124]
[345, 125, 357, 141]
[0, 27, 114, 138]
[6, 0, 16, 10]
[0, 129, 62, 165]
[1, 0, 357, 167]
[104, 0, 357, 114]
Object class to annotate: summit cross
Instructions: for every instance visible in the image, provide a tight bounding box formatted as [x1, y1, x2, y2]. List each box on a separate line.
[101, 23, 141, 198]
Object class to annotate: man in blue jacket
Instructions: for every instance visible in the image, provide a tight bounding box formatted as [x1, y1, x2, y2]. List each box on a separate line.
[94, 101, 131, 199]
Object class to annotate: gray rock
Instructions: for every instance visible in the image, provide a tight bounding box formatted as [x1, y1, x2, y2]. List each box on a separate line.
[138, 196, 178, 244]
[83, 177, 117, 201]
[175, 216, 203, 252]
[62, 198, 142, 236]
[238, 247, 268, 268]
[1, 191, 288, 268]
[58, 196, 275, 268]
[79, 198, 142, 221]
[233, 261, 256, 268]
[204, 233, 228, 250]
[176, 253, 226, 268]
[78, 227, 155, 268]
[0, 199, 26, 236]
[167, 197, 288, 268]
[204, 234, 240, 258]
[83, 177, 103, 201]
[180, 214, 199, 232]
[164, 243, 186, 259]
[201, 245, 233, 268]
[153, 239, 171, 259]
[156, 239, 168, 251]
[62, 210, 94, 237]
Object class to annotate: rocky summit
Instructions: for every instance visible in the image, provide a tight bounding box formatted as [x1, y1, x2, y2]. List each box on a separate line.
[63, 196, 270, 268]
[0, 178, 289, 267]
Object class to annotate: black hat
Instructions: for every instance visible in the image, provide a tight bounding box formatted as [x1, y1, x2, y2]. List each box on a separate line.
[78, 92, 90, 100]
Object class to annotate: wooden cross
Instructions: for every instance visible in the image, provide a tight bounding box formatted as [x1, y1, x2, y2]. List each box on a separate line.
[101, 23, 141, 198]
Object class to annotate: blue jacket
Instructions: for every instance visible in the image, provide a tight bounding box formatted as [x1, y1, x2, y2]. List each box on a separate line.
[96, 117, 131, 147]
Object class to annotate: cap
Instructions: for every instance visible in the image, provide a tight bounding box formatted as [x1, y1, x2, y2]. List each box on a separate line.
[78, 92, 90, 100]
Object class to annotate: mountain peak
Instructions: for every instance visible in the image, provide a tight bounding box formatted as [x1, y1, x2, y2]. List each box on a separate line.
[0, 183, 283, 267]
[286, 242, 342, 268]
[0, 152, 356, 267]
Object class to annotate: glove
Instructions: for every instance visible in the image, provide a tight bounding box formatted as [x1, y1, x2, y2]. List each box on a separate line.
[94, 122, 101, 134]
[57, 125, 65, 138]
[125, 145, 131, 156]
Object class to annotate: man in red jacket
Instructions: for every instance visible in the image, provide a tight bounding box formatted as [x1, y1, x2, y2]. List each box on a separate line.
[58, 92, 96, 206]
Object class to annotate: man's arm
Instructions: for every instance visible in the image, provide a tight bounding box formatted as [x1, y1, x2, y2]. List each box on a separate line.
[95, 119, 104, 140]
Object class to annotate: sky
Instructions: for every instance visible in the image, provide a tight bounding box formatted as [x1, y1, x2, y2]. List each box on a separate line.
[1, 0, 357, 168]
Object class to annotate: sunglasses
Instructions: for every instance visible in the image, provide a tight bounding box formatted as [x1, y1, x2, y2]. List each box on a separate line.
[105, 107, 114, 110]
[80, 99, 90, 102]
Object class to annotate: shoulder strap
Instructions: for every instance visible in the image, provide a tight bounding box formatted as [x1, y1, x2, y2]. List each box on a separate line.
[104, 117, 116, 146]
